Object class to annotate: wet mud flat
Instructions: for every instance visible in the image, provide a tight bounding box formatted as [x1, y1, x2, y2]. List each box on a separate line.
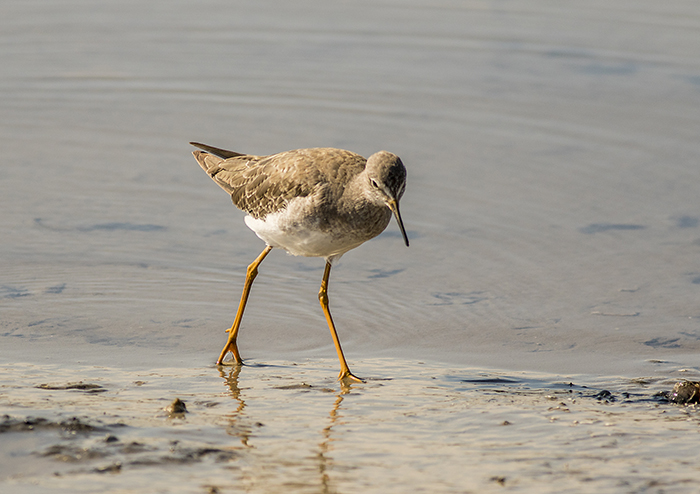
[1, 359, 699, 494]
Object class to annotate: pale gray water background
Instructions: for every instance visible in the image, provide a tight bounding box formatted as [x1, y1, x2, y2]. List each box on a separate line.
[2, 1, 700, 492]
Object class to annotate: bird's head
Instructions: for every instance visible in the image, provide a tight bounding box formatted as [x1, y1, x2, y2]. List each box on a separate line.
[366, 151, 409, 247]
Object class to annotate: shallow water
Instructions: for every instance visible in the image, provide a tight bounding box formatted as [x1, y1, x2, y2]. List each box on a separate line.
[1, 359, 699, 493]
[2, 0, 700, 492]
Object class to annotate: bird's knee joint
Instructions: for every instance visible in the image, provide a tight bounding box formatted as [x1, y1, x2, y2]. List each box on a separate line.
[246, 264, 259, 278]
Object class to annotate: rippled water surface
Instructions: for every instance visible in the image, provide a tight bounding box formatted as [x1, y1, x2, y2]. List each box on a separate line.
[2, 0, 700, 492]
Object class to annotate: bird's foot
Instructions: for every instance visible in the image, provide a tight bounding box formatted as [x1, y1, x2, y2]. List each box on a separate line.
[216, 355, 243, 366]
[338, 369, 364, 383]
[216, 341, 243, 366]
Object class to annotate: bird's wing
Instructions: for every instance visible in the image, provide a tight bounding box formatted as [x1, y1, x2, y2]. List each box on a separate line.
[192, 147, 366, 219]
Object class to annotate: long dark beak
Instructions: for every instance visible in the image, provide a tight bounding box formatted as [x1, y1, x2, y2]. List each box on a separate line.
[388, 200, 409, 247]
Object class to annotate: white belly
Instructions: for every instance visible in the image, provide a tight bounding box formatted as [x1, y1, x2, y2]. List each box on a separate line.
[244, 211, 367, 261]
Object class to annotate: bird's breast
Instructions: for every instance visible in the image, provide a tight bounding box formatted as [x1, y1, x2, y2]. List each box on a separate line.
[243, 194, 391, 259]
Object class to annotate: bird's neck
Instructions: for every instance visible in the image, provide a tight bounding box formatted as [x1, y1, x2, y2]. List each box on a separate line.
[333, 172, 391, 236]
[337, 172, 373, 213]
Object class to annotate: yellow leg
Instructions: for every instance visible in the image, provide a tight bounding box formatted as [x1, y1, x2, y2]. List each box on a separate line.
[217, 246, 273, 365]
[318, 262, 363, 383]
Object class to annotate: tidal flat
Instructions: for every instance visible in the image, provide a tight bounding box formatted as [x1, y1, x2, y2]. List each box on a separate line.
[1, 359, 700, 493]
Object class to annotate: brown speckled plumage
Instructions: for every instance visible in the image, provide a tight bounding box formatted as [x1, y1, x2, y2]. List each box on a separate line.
[192, 145, 368, 221]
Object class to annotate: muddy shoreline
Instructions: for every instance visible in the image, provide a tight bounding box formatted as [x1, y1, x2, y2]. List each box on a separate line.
[2, 359, 699, 493]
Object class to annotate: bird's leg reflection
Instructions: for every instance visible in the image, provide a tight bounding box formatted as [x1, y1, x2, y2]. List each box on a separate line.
[219, 365, 253, 447]
[315, 389, 349, 493]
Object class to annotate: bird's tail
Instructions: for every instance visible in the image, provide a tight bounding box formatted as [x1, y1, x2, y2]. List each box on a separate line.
[189, 142, 244, 159]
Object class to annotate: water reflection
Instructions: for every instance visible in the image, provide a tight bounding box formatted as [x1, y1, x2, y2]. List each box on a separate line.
[219, 364, 357, 493]
[219, 364, 252, 447]
[317, 393, 345, 494]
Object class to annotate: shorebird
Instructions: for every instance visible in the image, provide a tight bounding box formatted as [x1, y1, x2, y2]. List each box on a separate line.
[190, 142, 409, 382]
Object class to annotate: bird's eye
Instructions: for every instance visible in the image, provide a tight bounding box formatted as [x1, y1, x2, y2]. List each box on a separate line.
[370, 179, 379, 189]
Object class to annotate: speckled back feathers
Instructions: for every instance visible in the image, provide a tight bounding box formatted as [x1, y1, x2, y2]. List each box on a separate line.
[192, 147, 369, 220]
